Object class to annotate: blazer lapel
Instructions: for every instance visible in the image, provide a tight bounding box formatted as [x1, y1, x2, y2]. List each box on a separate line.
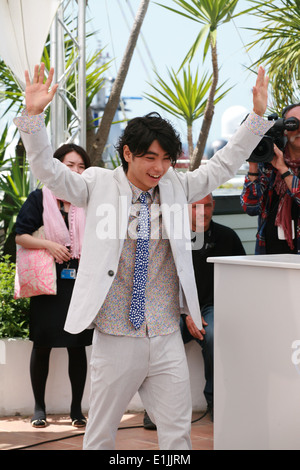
[113, 166, 132, 248]
[159, 177, 174, 241]
[159, 175, 191, 255]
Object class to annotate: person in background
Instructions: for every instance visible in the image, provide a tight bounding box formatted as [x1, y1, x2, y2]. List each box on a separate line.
[15, 143, 93, 428]
[181, 193, 246, 421]
[241, 103, 300, 254]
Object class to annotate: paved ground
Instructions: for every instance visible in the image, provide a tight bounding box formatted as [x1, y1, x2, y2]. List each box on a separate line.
[0, 411, 213, 450]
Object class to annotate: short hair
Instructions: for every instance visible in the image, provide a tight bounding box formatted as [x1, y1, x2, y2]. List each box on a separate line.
[115, 112, 182, 172]
[282, 103, 300, 118]
[53, 143, 91, 169]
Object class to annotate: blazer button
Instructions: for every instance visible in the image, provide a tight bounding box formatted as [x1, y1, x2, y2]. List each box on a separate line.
[108, 270, 114, 277]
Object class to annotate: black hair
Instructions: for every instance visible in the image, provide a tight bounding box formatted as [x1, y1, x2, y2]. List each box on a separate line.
[282, 103, 300, 118]
[53, 143, 91, 169]
[115, 112, 182, 172]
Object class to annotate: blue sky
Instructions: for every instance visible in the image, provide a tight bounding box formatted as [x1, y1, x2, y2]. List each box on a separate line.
[86, 0, 264, 148]
[0, 0, 264, 152]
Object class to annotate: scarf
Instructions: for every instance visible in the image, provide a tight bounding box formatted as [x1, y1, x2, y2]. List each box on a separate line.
[42, 186, 85, 260]
[274, 147, 300, 250]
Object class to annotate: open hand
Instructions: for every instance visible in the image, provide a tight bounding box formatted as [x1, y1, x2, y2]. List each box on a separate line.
[253, 66, 269, 117]
[25, 63, 58, 116]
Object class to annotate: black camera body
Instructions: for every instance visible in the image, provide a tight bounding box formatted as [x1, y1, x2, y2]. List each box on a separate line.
[247, 113, 300, 163]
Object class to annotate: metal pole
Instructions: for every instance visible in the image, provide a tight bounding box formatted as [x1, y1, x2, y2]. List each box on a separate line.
[50, 3, 66, 149]
[77, 0, 86, 148]
[56, 5, 66, 148]
[50, 0, 85, 148]
[50, 19, 57, 147]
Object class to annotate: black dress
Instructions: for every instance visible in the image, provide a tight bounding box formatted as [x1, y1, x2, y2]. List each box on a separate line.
[15, 189, 93, 348]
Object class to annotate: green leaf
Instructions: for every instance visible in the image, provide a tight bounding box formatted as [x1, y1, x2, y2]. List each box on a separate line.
[144, 65, 231, 128]
[240, 0, 300, 110]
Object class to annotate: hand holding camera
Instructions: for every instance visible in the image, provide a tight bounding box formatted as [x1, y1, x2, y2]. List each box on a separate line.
[247, 113, 300, 163]
[271, 144, 288, 173]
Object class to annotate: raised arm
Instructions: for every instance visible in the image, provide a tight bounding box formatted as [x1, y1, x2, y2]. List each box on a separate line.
[179, 66, 272, 203]
[15, 64, 89, 208]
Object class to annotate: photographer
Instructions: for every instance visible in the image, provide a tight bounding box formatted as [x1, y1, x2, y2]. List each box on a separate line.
[241, 103, 300, 254]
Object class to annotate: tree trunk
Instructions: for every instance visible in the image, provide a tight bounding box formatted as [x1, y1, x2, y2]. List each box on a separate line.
[187, 123, 193, 159]
[86, 105, 97, 163]
[189, 39, 219, 171]
[90, 0, 151, 166]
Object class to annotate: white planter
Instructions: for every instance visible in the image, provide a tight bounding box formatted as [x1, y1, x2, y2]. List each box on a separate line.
[0, 338, 93, 417]
[0, 337, 206, 417]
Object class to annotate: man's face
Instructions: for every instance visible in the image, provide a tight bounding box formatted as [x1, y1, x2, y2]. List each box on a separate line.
[124, 140, 172, 190]
[286, 106, 300, 152]
[189, 194, 215, 232]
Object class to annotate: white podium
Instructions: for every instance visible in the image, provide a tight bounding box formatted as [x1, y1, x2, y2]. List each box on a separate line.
[208, 254, 300, 450]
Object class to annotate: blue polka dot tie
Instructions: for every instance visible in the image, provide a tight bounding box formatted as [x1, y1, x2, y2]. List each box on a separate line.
[129, 192, 150, 329]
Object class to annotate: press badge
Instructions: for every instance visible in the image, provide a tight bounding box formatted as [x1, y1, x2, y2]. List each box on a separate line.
[61, 268, 77, 279]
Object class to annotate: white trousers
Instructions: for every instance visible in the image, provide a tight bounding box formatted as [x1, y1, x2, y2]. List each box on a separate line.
[83, 329, 192, 450]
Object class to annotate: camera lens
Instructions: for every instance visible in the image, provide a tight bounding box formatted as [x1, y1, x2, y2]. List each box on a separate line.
[247, 136, 274, 163]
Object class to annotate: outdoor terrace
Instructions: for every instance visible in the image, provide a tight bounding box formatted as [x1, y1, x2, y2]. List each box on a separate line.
[1, 411, 213, 451]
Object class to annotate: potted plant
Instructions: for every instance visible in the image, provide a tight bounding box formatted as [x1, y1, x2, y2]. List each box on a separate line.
[0, 253, 31, 416]
[0, 253, 29, 339]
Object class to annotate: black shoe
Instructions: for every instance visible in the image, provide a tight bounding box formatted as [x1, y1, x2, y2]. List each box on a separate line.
[72, 417, 87, 428]
[31, 409, 47, 428]
[31, 418, 47, 428]
[143, 411, 156, 430]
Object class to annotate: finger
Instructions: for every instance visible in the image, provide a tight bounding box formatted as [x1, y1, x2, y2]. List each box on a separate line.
[196, 329, 205, 341]
[33, 64, 39, 83]
[255, 66, 265, 86]
[24, 70, 31, 86]
[264, 74, 270, 88]
[255, 66, 269, 93]
[45, 67, 55, 89]
[195, 328, 206, 340]
[38, 63, 45, 84]
[48, 83, 58, 101]
[61, 248, 71, 258]
[65, 251, 71, 260]
[273, 144, 283, 157]
[60, 255, 70, 263]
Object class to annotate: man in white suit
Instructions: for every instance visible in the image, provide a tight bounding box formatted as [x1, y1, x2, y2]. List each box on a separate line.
[15, 64, 271, 450]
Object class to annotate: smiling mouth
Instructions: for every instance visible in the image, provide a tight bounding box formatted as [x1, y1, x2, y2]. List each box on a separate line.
[148, 174, 161, 179]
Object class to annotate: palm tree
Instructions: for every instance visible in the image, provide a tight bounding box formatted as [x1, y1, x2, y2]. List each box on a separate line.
[158, 0, 239, 169]
[90, 0, 151, 166]
[241, 0, 300, 112]
[144, 66, 231, 159]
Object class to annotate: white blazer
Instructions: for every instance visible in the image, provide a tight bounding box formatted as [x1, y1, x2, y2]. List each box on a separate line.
[19, 120, 264, 334]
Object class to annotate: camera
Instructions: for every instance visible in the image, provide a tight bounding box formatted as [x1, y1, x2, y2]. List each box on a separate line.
[247, 113, 300, 163]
